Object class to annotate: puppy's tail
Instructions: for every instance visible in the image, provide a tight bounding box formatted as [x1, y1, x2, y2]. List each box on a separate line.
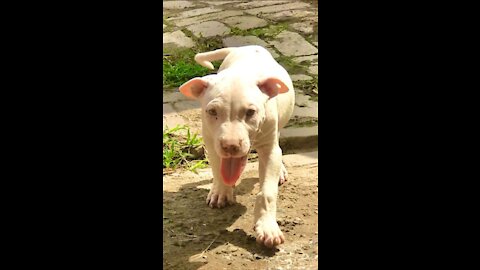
[194, 48, 235, 70]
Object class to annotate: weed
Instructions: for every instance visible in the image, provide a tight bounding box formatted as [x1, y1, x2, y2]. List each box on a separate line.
[163, 49, 211, 88]
[163, 125, 208, 173]
[163, 31, 225, 88]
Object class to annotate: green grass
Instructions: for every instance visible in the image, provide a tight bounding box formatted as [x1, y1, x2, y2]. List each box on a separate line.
[163, 49, 211, 88]
[163, 32, 224, 88]
[163, 125, 208, 173]
[276, 55, 308, 74]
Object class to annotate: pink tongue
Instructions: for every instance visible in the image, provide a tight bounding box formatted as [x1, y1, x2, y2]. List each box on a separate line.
[220, 156, 247, 186]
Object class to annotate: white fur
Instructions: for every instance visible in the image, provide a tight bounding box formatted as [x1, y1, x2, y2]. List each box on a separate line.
[179, 46, 295, 248]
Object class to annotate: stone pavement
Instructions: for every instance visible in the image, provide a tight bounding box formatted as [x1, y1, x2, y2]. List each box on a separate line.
[163, 0, 318, 154]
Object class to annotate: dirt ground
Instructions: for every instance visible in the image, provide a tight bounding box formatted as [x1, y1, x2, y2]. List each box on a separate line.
[163, 158, 318, 269]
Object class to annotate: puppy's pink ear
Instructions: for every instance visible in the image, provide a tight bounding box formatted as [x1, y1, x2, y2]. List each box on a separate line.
[258, 78, 289, 99]
[179, 78, 209, 99]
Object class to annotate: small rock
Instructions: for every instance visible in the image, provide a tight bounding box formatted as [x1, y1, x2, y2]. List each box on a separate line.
[254, 254, 263, 259]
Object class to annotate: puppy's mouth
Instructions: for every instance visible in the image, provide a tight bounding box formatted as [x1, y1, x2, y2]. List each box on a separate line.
[220, 155, 248, 186]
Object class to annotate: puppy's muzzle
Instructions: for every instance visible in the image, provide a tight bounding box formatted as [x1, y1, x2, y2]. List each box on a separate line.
[220, 139, 243, 155]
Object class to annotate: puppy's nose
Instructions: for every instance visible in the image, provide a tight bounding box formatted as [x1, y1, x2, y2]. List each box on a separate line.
[221, 139, 241, 154]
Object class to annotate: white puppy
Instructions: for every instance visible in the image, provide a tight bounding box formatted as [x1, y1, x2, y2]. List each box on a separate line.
[179, 45, 295, 248]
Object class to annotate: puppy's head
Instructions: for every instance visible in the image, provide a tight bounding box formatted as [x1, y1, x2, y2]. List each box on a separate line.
[179, 74, 289, 186]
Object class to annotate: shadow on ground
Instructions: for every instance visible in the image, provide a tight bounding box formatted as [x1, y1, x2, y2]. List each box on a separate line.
[163, 177, 278, 269]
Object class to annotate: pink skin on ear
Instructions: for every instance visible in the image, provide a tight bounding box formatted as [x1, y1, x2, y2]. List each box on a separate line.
[179, 78, 208, 99]
[258, 78, 289, 99]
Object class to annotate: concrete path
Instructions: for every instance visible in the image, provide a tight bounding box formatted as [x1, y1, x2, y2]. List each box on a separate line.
[163, 0, 318, 153]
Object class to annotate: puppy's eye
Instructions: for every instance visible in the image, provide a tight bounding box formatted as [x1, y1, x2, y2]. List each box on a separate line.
[207, 108, 217, 116]
[246, 109, 256, 117]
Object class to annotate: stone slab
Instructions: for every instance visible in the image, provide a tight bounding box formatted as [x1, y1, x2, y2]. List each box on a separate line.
[269, 31, 318, 56]
[222, 36, 279, 58]
[163, 1, 195, 9]
[292, 55, 318, 64]
[291, 21, 316, 35]
[262, 10, 317, 21]
[308, 65, 318, 75]
[171, 10, 243, 27]
[187, 21, 230, 37]
[282, 125, 317, 135]
[291, 74, 313, 82]
[303, 16, 319, 23]
[295, 92, 317, 108]
[235, 1, 289, 9]
[176, 7, 221, 19]
[292, 105, 318, 118]
[222, 16, 268, 30]
[244, 2, 310, 15]
[163, 30, 195, 48]
[223, 35, 268, 47]
[279, 126, 318, 152]
[205, 1, 242, 5]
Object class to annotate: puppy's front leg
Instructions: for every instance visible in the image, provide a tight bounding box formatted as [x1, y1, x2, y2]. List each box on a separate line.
[204, 137, 235, 208]
[254, 144, 285, 247]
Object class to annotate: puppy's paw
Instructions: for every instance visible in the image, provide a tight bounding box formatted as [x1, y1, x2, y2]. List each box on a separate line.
[279, 161, 288, 186]
[206, 185, 235, 208]
[254, 216, 285, 248]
